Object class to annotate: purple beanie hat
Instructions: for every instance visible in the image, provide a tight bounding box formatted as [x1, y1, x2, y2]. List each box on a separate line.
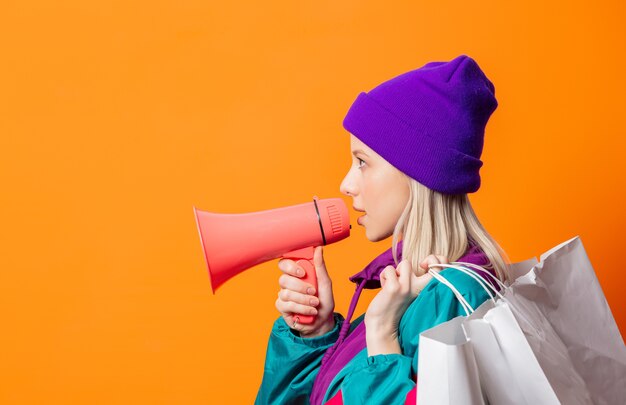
[342, 54, 498, 194]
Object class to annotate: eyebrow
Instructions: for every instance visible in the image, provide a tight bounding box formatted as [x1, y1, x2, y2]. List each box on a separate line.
[352, 149, 369, 157]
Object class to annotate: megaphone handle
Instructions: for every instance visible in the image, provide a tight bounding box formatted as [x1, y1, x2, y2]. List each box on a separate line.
[293, 258, 318, 325]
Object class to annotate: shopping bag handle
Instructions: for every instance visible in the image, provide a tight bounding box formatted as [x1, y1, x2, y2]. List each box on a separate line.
[430, 263, 506, 301]
[426, 262, 506, 315]
[427, 263, 500, 302]
[449, 261, 508, 291]
[427, 269, 475, 316]
[428, 263, 541, 335]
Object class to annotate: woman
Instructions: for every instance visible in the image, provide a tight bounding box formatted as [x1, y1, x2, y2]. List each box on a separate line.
[255, 54, 510, 404]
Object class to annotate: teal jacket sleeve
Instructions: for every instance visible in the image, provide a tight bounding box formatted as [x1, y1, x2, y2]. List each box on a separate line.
[338, 269, 491, 404]
[255, 312, 345, 405]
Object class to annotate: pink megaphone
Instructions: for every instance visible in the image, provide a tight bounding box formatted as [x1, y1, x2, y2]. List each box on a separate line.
[193, 196, 351, 324]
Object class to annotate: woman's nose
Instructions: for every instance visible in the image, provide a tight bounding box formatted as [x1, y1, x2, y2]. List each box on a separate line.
[340, 175, 357, 197]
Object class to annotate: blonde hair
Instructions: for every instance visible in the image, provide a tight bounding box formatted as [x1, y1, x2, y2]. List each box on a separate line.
[391, 176, 511, 282]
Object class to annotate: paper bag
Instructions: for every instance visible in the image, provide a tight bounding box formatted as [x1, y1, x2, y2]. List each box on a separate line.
[417, 315, 485, 405]
[426, 263, 591, 404]
[511, 235, 626, 405]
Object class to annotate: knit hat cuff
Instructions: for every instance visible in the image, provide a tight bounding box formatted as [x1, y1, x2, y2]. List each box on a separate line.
[342, 91, 483, 194]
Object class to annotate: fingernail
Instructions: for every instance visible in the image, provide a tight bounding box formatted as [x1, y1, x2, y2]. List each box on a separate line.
[307, 287, 315, 295]
[310, 298, 318, 306]
[297, 268, 304, 277]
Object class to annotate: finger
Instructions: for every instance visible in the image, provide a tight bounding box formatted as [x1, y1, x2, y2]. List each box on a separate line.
[418, 256, 430, 270]
[419, 254, 441, 270]
[276, 299, 319, 316]
[380, 267, 386, 287]
[428, 255, 449, 274]
[278, 289, 320, 307]
[435, 255, 449, 264]
[398, 259, 411, 289]
[276, 298, 294, 319]
[313, 246, 330, 282]
[382, 266, 399, 290]
[313, 246, 332, 297]
[278, 259, 306, 278]
[278, 274, 316, 295]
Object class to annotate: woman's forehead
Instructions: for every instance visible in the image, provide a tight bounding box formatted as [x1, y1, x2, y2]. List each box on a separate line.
[349, 133, 371, 152]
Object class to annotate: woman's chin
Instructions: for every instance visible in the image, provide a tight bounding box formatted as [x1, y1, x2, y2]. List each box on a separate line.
[363, 226, 374, 241]
[365, 228, 388, 243]
[361, 217, 394, 242]
[365, 226, 395, 243]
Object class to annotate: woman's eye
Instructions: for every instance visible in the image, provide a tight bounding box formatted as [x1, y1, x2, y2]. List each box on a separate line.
[357, 158, 365, 168]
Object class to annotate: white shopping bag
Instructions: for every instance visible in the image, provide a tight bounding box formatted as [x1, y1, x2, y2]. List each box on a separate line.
[503, 289, 594, 403]
[448, 262, 593, 405]
[510, 235, 626, 405]
[417, 235, 625, 404]
[417, 314, 485, 404]
[464, 302, 563, 404]
[419, 262, 592, 404]
[424, 262, 559, 405]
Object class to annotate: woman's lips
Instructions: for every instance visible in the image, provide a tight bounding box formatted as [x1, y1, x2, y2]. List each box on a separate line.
[357, 214, 366, 225]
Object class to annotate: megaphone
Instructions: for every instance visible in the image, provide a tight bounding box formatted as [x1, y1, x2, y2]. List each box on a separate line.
[193, 196, 351, 324]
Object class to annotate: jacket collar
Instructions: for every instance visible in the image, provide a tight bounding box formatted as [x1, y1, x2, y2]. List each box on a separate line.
[349, 239, 490, 289]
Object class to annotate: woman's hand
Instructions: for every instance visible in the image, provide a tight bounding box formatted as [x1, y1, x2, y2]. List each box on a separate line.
[365, 254, 449, 356]
[413, 254, 451, 295]
[275, 246, 336, 338]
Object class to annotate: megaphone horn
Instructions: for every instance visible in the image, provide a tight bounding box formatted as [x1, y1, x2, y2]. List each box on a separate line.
[193, 196, 351, 324]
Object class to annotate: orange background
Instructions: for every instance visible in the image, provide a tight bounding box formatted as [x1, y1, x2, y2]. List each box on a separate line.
[1, 1, 625, 403]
